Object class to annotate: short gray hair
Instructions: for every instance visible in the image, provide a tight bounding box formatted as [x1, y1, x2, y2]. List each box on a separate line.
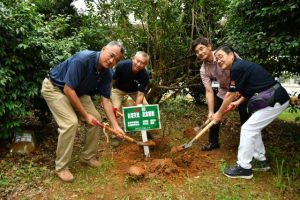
[106, 41, 125, 54]
[134, 51, 149, 62]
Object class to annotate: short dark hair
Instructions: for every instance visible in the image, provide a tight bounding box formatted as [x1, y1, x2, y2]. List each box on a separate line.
[191, 37, 210, 51]
[215, 45, 235, 54]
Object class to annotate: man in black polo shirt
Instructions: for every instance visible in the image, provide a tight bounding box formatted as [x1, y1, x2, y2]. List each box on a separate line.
[111, 51, 150, 113]
[212, 45, 289, 179]
[41, 41, 125, 182]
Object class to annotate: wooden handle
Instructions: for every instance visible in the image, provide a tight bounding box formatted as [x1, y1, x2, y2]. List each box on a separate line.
[113, 108, 124, 117]
[92, 119, 118, 135]
[190, 121, 216, 144]
[116, 111, 123, 117]
[92, 119, 137, 143]
[123, 135, 135, 142]
[199, 119, 210, 129]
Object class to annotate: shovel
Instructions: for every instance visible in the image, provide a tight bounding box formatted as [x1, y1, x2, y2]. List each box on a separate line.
[113, 107, 123, 118]
[171, 105, 234, 153]
[92, 119, 156, 146]
[171, 120, 215, 153]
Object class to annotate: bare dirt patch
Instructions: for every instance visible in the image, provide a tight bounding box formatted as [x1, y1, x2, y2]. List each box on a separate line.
[1, 104, 299, 199]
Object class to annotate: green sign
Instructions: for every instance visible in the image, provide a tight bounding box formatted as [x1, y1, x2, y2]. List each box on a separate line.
[122, 104, 161, 132]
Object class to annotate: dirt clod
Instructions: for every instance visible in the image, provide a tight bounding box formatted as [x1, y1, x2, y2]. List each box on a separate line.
[127, 165, 146, 179]
[170, 145, 184, 153]
[173, 153, 193, 168]
[148, 158, 179, 175]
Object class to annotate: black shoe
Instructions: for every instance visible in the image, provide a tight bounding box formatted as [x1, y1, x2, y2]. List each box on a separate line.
[252, 160, 271, 171]
[201, 143, 220, 151]
[224, 164, 253, 179]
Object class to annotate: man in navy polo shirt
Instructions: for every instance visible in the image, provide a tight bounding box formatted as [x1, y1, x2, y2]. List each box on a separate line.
[111, 51, 150, 113]
[41, 41, 125, 182]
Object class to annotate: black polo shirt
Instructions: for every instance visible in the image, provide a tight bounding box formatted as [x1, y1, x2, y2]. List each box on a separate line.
[48, 50, 112, 99]
[113, 59, 149, 93]
[229, 59, 289, 104]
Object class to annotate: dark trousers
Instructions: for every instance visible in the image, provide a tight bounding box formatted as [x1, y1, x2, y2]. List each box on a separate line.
[208, 95, 250, 144]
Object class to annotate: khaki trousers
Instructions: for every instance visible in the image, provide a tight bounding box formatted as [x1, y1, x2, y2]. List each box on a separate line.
[41, 78, 101, 171]
[111, 88, 148, 111]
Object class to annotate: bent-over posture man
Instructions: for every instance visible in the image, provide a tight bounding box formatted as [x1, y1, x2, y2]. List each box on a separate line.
[111, 51, 150, 112]
[41, 41, 125, 182]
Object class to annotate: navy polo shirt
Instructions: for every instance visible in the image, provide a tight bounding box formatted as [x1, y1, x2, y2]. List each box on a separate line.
[113, 59, 149, 93]
[48, 50, 112, 99]
[229, 59, 289, 104]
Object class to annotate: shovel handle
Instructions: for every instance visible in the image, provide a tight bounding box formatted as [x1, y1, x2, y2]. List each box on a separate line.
[199, 119, 210, 129]
[113, 107, 124, 118]
[92, 119, 137, 143]
[190, 120, 216, 144]
[190, 108, 231, 144]
[116, 110, 123, 117]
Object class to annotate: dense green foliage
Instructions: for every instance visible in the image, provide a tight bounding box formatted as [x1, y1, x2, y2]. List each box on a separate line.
[223, 0, 300, 74]
[0, 0, 299, 138]
[0, 0, 85, 138]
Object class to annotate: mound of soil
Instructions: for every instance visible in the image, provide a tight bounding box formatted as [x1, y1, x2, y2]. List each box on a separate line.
[103, 129, 229, 183]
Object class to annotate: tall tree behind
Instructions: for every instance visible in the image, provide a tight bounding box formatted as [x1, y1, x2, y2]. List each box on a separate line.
[82, 0, 226, 103]
[223, 0, 300, 74]
[32, 0, 82, 37]
[0, 0, 86, 138]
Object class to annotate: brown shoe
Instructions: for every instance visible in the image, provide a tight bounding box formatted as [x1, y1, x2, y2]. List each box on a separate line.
[80, 158, 100, 168]
[55, 169, 74, 182]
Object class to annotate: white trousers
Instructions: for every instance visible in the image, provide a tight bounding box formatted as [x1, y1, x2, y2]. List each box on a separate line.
[237, 101, 289, 169]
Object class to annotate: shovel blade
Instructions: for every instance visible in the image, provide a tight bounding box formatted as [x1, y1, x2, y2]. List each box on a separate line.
[171, 142, 192, 153]
[183, 142, 192, 149]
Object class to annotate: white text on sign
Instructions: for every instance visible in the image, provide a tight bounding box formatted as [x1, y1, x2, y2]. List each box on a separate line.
[142, 111, 155, 117]
[127, 112, 140, 119]
[128, 121, 139, 127]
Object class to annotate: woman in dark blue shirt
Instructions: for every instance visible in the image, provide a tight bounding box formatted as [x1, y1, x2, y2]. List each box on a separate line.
[212, 45, 290, 179]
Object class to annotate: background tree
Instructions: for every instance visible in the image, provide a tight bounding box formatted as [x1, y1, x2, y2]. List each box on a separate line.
[1, 0, 298, 139]
[222, 0, 300, 75]
[0, 0, 85, 138]
[82, 0, 226, 103]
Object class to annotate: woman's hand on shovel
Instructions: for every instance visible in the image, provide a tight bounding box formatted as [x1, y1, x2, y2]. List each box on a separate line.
[212, 111, 223, 124]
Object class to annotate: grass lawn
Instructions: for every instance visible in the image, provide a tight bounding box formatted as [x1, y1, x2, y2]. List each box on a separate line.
[278, 107, 300, 123]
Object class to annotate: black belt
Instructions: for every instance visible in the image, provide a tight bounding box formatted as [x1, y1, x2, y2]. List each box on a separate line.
[45, 74, 64, 91]
[270, 82, 280, 91]
[45, 74, 49, 79]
